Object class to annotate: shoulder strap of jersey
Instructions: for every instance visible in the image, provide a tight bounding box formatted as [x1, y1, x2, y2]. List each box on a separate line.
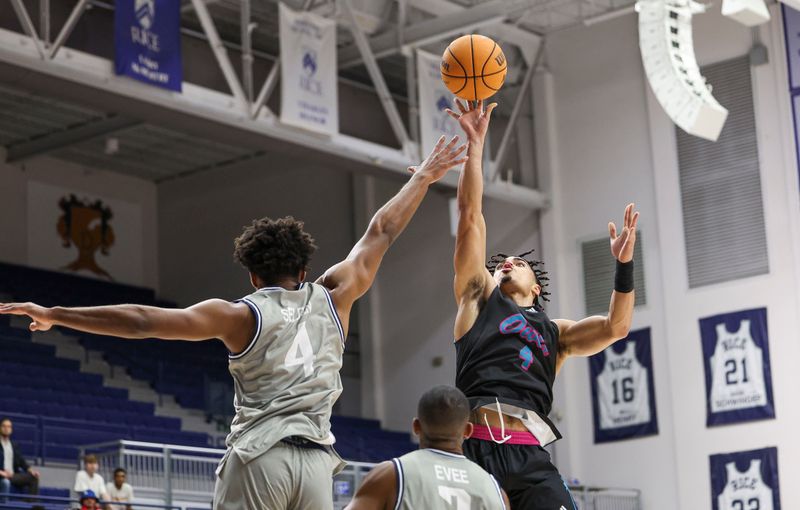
[391, 458, 404, 510]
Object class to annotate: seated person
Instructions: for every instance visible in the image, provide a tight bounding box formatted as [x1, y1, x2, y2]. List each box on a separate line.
[106, 468, 133, 510]
[78, 489, 100, 510]
[74, 455, 108, 501]
[0, 418, 39, 497]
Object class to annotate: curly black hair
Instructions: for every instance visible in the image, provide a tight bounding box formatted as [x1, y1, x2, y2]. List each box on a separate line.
[486, 248, 551, 310]
[233, 216, 317, 285]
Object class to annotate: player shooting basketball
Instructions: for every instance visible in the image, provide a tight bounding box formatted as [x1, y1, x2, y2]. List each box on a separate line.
[0, 136, 468, 510]
[446, 98, 639, 509]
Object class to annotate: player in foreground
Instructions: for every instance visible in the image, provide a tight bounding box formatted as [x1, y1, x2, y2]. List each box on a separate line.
[346, 385, 510, 510]
[0, 136, 468, 510]
[447, 98, 638, 508]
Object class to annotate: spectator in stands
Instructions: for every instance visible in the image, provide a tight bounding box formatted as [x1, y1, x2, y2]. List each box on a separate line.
[0, 417, 40, 497]
[74, 455, 108, 501]
[106, 468, 133, 510]
[78, 489, 100, 510]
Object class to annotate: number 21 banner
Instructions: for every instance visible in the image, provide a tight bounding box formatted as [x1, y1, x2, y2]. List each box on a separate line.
[589, 327, 658, 443]
[700, 307, 775, 427]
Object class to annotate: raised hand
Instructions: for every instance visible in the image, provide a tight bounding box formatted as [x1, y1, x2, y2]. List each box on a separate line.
[408, 135, 468, 183]
[0, 302, 54, 332]
[445, 98, 497, 142]
[609, 203, 640, 263]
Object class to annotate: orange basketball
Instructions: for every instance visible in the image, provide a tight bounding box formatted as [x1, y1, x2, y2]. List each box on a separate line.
[441, 34, 507, 101]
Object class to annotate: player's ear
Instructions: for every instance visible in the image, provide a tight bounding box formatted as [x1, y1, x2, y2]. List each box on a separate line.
[463, 421, 474, 439]
[249, 272, 259, 289]
[299, 268, 308, 282]
[412, 418, 422, 438]
[532, 282, 541, 296]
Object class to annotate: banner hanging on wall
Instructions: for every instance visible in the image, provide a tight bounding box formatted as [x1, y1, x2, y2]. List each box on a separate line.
[279, 3, 338, 136]
[589, 327, 659, 443]
[710, 447, 781, 510]
[782, 5, 800, 190]
[27, 182, 144, 286]
[114, 0, 183, 91]
[416, 49, 461, 158]
[700, 307, 775, 427]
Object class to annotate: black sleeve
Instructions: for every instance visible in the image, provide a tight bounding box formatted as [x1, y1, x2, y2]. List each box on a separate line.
[13, 443, 29, 472]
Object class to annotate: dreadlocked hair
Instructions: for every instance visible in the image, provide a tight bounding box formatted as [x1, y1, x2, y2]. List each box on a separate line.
[233, 216, 317, 285]
[486, 248, 551, 310]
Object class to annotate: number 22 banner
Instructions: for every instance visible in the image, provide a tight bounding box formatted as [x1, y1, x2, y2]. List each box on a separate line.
[589, 327, 658, 443]
[700, 307, 775, 427]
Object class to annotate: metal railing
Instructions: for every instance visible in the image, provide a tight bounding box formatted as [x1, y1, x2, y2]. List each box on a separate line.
[81, 441, 222, 507]
[80, 440, 641, 510]
[0, 492, 181, 510]
[571, 486, 641, 509]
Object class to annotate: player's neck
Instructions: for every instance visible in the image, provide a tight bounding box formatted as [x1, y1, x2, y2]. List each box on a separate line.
[501, 286, 535, 308]
[419, 439, 464, 455]
[262, 277, 302, 290]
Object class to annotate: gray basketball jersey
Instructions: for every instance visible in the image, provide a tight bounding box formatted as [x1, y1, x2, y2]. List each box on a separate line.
[392, 449, 506, 510]
[224, 282, 345, 468]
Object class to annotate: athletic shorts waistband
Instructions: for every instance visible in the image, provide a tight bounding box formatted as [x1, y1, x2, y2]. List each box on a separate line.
[470, 424, 540, 445]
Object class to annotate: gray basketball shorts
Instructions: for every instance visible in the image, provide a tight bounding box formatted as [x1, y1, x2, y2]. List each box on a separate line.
[213, 441, 337, 510]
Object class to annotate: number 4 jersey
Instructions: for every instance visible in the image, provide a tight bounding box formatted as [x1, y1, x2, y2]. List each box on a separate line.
[596, 341, 651, 430]
[709, 320, 767, 413]
[223, 283, 346, 470]
[392, 449, 507, 510]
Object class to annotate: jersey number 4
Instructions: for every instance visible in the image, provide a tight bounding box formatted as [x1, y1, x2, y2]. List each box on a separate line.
[438, 486, 471, 509]
[284, 322, 315, 377]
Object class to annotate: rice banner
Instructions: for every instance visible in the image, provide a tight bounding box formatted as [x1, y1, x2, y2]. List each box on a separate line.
[279, 3, 338, 136]
[417, 49, 461, 157]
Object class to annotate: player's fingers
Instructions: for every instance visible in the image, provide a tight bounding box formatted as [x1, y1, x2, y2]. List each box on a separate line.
[608, 222, 617, 240]
[484, 102, 498, 120]
[29, 322, 38, 332]
[444, 108, 460, 120]
[454, 98, 467, 113]
[448, 157, 469, 169]
[407, 166, 416, 174]
[630, 211, 640, 230]
[624, 203, 633, 226]
[445, 135, 460, 150]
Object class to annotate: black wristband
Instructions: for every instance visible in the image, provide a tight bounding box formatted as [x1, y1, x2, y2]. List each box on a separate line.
[614, 260, 634, 293]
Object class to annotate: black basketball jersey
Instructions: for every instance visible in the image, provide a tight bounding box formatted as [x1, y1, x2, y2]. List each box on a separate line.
[455, 286, 562, 442]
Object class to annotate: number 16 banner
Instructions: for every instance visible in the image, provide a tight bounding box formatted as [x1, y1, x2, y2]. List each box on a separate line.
[700, 307, 775, 427]
[589, 327, 659, 443]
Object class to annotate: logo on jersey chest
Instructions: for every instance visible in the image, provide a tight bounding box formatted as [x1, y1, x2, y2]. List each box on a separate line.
[730, 476, 758, 491]
[498, 313, 549, 372]
[610, 358, 633, 371]
[721, 336, 747, 351]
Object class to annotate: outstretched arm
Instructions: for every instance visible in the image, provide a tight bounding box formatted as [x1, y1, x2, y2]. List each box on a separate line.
[0, 299, 255, 354]
[555, 204, 640, 369]
[446, 99, 498, 339]
[344, 461, 397, 510]
[319, 136, 468, 327]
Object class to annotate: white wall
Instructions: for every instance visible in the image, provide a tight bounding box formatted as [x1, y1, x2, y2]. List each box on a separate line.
[0, 157, 159, 289]
[537, 5, 800, 509]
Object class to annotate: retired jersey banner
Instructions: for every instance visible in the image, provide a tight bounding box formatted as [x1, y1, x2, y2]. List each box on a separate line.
[710, 447, 780, 510]
[417, 50, 461, 158]
[279, 3, 338, 135]
[114, 0, 182, 91]
[589, 328, 658, 443]
[27, 182, 144, 286]
[700, 308, 775, 427]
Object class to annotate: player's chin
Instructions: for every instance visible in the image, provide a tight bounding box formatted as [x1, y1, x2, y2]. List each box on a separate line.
[499, 275, 512, 285]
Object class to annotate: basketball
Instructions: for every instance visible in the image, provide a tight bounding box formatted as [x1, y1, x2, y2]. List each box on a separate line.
[441, 34, 507, 101]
